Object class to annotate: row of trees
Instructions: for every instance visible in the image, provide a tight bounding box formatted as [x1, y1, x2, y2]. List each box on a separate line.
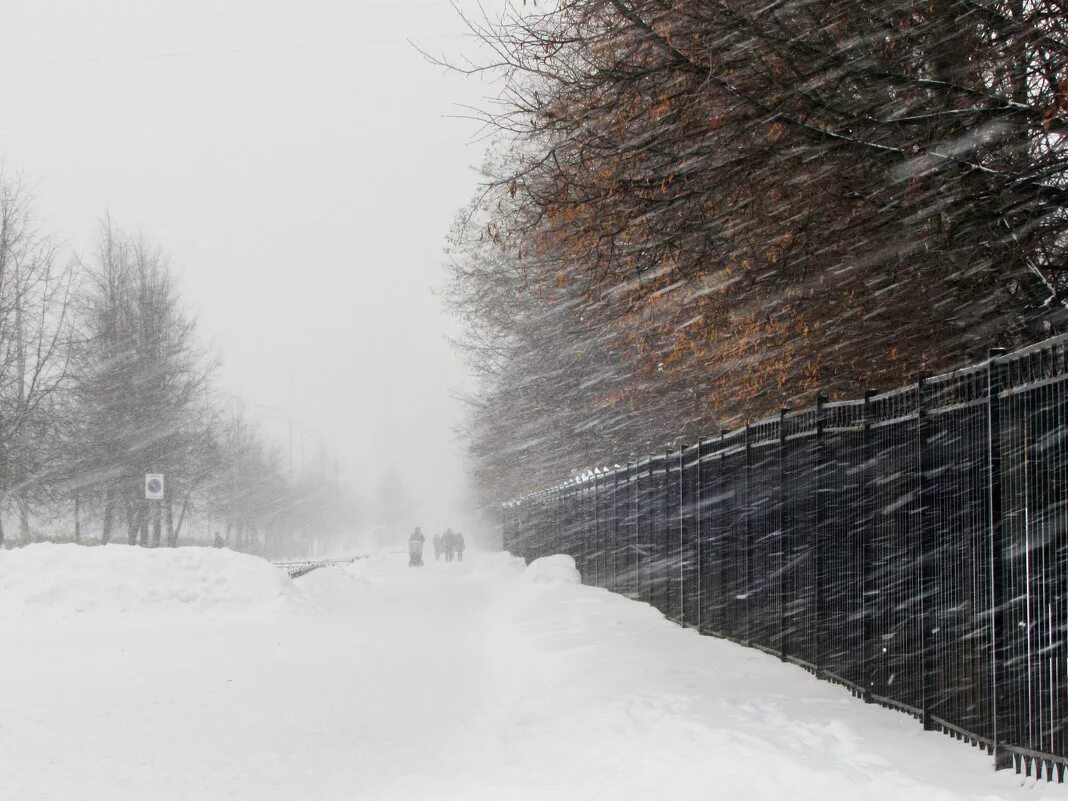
[445, 0, 1068, 506]
[0, 176, 355, 555]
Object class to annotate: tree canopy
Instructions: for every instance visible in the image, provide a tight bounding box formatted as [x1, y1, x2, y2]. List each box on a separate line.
[446, 0, 1068, 505]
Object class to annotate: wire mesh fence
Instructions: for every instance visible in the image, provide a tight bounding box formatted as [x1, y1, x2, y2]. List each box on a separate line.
[502, 334, 1068, 782]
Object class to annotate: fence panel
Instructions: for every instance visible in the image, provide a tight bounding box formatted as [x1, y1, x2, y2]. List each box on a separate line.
[698, 439, 726, 636]
[747, 417, 782, 654]
[923, 368, 995, 742]
[998, 342, 1068, 775]
[720, 430, 748, 641]
[867, 387, 923, 715]
[822, 400, 868, 692]
[665, 452, 683, 622]
[782, 408, 819, 667]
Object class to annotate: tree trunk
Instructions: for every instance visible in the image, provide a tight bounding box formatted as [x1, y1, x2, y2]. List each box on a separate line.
[137, 503, 149, 547]
[102, 489, 114, 545]
[74, 494, 81, 543]
[126, 500, 137, 545]
[19, 497, 30, 544]
[164, 495, 176, 547]
[150, 501, 161, 547]
[0, 513, 5, 549]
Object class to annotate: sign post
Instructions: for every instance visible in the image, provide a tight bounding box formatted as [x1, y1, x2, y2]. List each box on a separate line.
[145, 473, 165, 501]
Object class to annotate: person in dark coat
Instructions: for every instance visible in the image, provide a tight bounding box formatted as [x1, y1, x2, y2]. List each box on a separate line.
[443, 528, 456, 562]
[454, 532, 466, 562]
[432, 533, 443, 561]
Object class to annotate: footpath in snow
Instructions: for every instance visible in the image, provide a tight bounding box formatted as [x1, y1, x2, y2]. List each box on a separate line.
[0, 543, 1060, 801]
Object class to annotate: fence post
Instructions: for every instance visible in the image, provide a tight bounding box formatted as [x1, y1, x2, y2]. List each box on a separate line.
[677, 446, 686, 626]
[616, 470, 624, 595]
[627, 461, 637, 599]
[718, 430, 728, 637]
[779, 407, 790, 660]
[555, 486, 562, 558]
[695, 438, 704, 633]
[505, 502, 513, 555]
[589, 473, 597, 586]
[862, 389, 877, 703]
[547, 488, 554, 560]
[600, 470, 609, 590]
[743, 422, 752, 645]
[987, 347, 1011, 770]
[917, 374, 938, 731]
[664, 447, 673, 620]
[814, 393, 829, 674]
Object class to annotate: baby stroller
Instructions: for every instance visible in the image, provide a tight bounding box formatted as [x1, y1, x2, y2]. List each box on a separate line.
[408, 538, 424, 567]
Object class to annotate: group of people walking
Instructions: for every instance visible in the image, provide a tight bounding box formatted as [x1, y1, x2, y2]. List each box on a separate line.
[433, 529, 465, 562]
[407, 526, 465, 567]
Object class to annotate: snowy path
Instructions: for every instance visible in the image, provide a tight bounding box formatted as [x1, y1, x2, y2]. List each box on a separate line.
[0, 546, 1061, 800]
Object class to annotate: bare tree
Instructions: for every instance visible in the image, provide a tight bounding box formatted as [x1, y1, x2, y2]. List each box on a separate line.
[0, 175, 75, 546]
[445, 0, 1068, 506]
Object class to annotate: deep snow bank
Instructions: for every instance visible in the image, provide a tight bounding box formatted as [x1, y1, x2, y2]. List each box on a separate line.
[0, 543, 293, 616]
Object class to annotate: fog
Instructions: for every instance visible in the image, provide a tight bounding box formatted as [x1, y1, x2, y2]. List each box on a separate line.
[0, 0, 487, 535]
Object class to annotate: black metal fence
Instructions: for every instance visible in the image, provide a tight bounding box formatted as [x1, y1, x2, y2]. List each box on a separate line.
[502, 334, 1068, 782]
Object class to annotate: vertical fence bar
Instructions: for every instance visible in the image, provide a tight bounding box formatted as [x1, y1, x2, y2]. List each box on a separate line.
[988, 348, 1011, 770]
[625, 463, 633, 597]
[677, 447, 685, 626]
[663, 448, 673, 620]
[598, 471, 606, 587]
[862, 390, 876, 702]
[743, 422, 752, 645]
[610, 468, 619, 594]
[918, 375, 938, 730]
[694, 439, 704, 632]
[593, 472, 601, 587]
[779, 407, 790, 660]
[814, 394, 828, 673]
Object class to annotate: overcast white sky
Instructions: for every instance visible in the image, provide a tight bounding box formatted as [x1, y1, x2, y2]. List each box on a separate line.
[0, 0, 493, 531]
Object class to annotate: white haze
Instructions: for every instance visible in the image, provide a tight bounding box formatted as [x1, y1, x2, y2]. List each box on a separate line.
[0, 0, 488, 533]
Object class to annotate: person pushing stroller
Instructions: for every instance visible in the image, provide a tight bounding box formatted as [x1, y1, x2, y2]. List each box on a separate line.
[409, 526, 426, 567]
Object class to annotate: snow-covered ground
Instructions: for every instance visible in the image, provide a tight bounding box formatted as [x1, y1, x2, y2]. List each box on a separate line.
[0, 544, 1059, 800]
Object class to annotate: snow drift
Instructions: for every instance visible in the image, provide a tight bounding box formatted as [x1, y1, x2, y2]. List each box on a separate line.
[0, 543, 293, 616]
[0, 547, 1058, 800]
[521, 553, 581, 584]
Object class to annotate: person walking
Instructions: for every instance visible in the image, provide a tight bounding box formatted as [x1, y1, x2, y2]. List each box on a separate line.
[408, 526, 426, 567]
[432, 533, 443, 561]
[454, 531, 466, 562]
[443, 528, 456, 563]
